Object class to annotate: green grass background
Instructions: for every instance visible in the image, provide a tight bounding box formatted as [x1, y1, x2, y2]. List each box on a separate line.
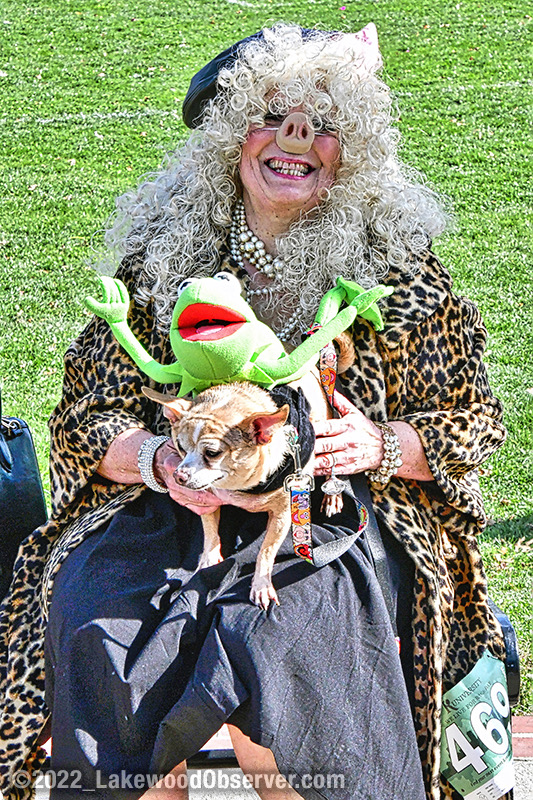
[0, 1, 531, 712]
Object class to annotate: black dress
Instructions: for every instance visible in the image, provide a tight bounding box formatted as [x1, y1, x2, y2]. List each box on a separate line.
[45, 484, 425, 800]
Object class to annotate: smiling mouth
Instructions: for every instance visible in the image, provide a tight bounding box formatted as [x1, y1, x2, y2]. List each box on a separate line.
[177, 303, 247, 341]
[266, 158, 313, 177]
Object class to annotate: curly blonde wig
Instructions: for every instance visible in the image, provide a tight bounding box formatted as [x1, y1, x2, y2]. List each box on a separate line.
[103, 23, 447, 338]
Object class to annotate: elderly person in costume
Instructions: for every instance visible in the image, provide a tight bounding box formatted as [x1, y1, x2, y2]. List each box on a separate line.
[0, 22, 508, 800]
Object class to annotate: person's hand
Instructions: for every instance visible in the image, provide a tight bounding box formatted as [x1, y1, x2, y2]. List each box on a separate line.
[153, 440, 225, 515]
[313, 391, 384, 476]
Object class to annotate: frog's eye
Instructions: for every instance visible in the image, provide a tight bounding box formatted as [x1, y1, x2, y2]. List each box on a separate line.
[213, 272, 242, 292]
[177, 278, 195, 296]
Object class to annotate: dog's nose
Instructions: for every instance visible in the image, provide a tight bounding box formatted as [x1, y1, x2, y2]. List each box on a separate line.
[173, 466, 192, 485]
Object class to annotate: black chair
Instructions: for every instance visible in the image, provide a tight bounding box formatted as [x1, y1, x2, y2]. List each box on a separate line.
[488, 597, 521, 708]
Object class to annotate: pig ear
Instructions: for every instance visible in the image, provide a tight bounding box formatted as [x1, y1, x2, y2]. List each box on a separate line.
[240, 404, 290, 445]
[142, 386, 192, 424]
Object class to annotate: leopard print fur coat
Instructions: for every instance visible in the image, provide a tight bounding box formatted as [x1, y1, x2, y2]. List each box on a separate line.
[0, 250, 507, 800]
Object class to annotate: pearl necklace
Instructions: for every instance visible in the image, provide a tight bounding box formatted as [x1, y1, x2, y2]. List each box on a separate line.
[229, 201, 284, 278]
[229, 201, 301, 342]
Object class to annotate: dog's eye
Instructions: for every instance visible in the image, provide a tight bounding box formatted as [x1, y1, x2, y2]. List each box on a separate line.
[177, 278, 195, 296]
[173, 440, 185, 457]
[213, 272, 241, 292]
[204, 447, 222, 460]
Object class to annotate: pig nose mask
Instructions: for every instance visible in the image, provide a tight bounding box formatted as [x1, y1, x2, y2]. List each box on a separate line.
[275, 112, 315, 154]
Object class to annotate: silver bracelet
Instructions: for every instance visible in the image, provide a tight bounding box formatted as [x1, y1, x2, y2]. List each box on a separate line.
[137, 435, 171, 493]
[366, 423, 403, 487]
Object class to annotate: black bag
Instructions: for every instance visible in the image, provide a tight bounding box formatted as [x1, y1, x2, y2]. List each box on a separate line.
[0, 388, 48, 600]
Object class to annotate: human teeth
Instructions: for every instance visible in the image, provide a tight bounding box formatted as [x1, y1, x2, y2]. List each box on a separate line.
[268, 159, 310, 176]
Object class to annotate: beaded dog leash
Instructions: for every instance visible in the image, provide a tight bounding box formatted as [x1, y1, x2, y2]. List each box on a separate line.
[284, 331, 369, 567]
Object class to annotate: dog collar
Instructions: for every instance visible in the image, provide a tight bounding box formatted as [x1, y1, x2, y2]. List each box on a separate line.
[240, 384, 315, 495]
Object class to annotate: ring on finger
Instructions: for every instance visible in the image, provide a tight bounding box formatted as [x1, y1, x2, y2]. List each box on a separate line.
[323, 452, 335, 470]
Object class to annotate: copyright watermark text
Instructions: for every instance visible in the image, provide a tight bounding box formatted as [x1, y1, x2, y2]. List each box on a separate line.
[14, 767, 345, 792]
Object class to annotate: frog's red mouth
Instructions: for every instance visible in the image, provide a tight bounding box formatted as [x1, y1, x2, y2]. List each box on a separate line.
[177, 304, 247, 341]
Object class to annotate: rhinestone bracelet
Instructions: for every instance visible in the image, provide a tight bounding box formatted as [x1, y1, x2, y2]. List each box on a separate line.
[137, 435, 171, 493]
[366, 423, 403, 487]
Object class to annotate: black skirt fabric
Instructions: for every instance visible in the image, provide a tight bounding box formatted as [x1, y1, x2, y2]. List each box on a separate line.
[45, 488, 425, 800]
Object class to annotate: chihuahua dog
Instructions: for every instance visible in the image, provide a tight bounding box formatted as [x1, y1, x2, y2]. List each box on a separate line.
[143, 337, 354, 610]
[144, 381, 317, 609]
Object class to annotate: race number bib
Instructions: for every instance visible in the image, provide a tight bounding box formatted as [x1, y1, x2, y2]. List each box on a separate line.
[441, 650, 514, 799]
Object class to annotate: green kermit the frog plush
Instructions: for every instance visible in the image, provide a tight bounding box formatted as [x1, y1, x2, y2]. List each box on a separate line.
[85, 271, 393, 396]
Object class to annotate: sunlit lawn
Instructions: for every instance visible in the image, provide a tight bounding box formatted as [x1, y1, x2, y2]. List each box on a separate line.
[0, 0, 531, 710]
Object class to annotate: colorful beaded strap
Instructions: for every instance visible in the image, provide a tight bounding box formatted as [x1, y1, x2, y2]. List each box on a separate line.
[284, 427, 369, 567]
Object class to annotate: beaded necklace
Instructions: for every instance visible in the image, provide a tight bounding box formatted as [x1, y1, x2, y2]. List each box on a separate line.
[229, 200, 300, 342]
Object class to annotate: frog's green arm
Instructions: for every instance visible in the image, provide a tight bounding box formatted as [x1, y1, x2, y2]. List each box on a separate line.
[312, 285, 346, 327]
[262, 282, 394, 384]
[110, 320, 183, 383]
[242, 305, 358, 387]
[85, 276, 184, 384]
[262, 305, 358, 383]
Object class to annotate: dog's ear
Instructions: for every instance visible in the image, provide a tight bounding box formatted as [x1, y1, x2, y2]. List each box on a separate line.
[240, 404, 290, 445]
[142, 386, 192, 424]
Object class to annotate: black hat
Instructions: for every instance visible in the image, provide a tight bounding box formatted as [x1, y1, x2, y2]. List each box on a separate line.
[182, 28, 331, 129]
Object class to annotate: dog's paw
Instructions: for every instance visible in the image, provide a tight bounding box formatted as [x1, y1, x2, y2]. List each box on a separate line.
[320, 493, 344, 518]
[250, 579, 280, 610]
[197, 548, 224, 571]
